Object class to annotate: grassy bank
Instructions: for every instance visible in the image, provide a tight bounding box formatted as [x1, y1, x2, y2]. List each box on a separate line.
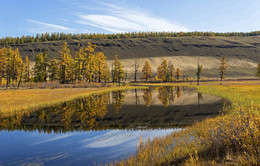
[0, 85, 147, 115]
[128, 80, 260, 86]
[196, 84, 260, 106]
[114, 83, 260, 165]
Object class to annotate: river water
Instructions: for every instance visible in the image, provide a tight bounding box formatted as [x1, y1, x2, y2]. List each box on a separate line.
[0, 87, 225, 165]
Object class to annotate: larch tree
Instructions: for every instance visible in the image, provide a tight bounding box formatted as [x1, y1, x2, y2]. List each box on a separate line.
[74, 47, 85, 81]
[34, 51, 48, 82]
[168, 61, 175, 82]
[96, 52, 107, 82]
[59, 42, 74, 83]
[219, 57, 228, 81]
[48, 59, 59, 81]
[157, 59, 168, 82]
[196, 63, 203, 85]
[142, 60, 152, 82]
[0, 47, 7, 86]
[101, 63, 111, 85]
[3, 48, 23, 89]
[112, 55, 125, 86]
[176, 68, 182, 80]
[84, 43, 98, 82]
[24, 56, 31, 82]
[256, 62, 260, 79]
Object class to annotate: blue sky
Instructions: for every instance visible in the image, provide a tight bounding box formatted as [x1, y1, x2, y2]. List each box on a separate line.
[1, 0, 260, 37]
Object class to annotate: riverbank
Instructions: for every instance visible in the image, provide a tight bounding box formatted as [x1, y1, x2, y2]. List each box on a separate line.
[114, 82, 260, 165]
[1, 81, 259, 165]
[0, 86, 147, 114]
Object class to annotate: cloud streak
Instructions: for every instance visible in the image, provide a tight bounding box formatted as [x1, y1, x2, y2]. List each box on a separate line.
[27, 19, 73, 33]
[77, 3, 189, 33]
[31, 133, 75, 145]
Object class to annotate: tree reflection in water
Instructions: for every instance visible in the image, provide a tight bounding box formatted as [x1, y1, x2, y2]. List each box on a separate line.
[0, 87, 225, 133]
[112, 90, 125, 113]
[143, 89, 152, 107]
[157, 86, 180, 107]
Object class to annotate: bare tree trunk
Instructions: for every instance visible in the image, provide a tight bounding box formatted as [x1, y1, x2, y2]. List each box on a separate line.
[134, 61, 139, 82]
[197, 73, 200, 85]
[6, 73, 9, 90]
[125, 70, 127, 81]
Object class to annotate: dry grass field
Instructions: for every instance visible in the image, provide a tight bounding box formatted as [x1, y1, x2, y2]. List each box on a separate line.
[0, 86, 146, 114]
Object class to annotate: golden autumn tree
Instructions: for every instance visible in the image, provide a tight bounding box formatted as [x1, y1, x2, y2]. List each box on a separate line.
[84, 42, 97, 82]
[100, 62, 110, 84]
[74, 47, 85, 81]
[112, 55, 125, 86]
[59, 42, 74, 83]
[96, 52, 108, 82]
[34, 51, 48, 82]
[176, 68, 182, 80]
[48, 58, 59, 81]
[157, 59, 168, 82]
[219, 57, 228, 81]
[142, 60, 152, 82]
[5, 48, 23, 89]
[24, 56, 31, 82]
[0, 47, 8, 86]
[74, 42, 109, 83]
[168, 62, 175, 82]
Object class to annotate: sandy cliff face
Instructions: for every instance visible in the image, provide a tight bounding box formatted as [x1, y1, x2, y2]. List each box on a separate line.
[4, 36, 260, 78]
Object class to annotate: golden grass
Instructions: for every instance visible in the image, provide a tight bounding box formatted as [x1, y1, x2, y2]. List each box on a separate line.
[0, 86, 147, 114]
[129, 80, 260, 87]
[114, 82, 260, 166]
[196, 84, 260, 106]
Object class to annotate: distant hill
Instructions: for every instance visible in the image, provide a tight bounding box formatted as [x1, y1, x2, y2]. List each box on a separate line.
[3, 36, 260, 78]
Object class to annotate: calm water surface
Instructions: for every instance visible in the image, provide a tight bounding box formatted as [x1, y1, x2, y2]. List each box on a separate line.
[0, 87, 225, 165]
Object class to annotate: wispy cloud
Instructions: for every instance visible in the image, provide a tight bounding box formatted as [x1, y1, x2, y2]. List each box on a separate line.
[81, 129, 179, 148]
[31, 133, 75, 145]
[27, 19, 73, 33]
[76, 3, 189, 33]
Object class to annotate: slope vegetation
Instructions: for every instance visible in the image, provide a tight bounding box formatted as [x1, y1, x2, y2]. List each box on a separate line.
[4, 36, 260, 78]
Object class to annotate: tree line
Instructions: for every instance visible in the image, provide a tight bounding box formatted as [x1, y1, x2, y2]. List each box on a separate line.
[0, 42, 259, 89]
[1, 31, 260, 46]
[0, 42, 125, 89]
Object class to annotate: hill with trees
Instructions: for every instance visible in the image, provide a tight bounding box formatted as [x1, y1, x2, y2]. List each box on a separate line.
[1, 34, 260, 79]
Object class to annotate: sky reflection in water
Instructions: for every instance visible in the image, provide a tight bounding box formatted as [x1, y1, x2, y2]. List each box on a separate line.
[0, 128, 178, 165]
[0, 87, 224, 165]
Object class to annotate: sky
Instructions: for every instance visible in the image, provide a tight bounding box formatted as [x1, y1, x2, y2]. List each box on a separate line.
[1, 0, 260, 38]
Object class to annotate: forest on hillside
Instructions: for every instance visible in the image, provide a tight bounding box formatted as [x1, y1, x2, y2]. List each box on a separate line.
[1, 31, 260, 46]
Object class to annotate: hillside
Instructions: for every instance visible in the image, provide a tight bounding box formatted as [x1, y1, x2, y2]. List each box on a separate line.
[3, 36, 260, 78]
